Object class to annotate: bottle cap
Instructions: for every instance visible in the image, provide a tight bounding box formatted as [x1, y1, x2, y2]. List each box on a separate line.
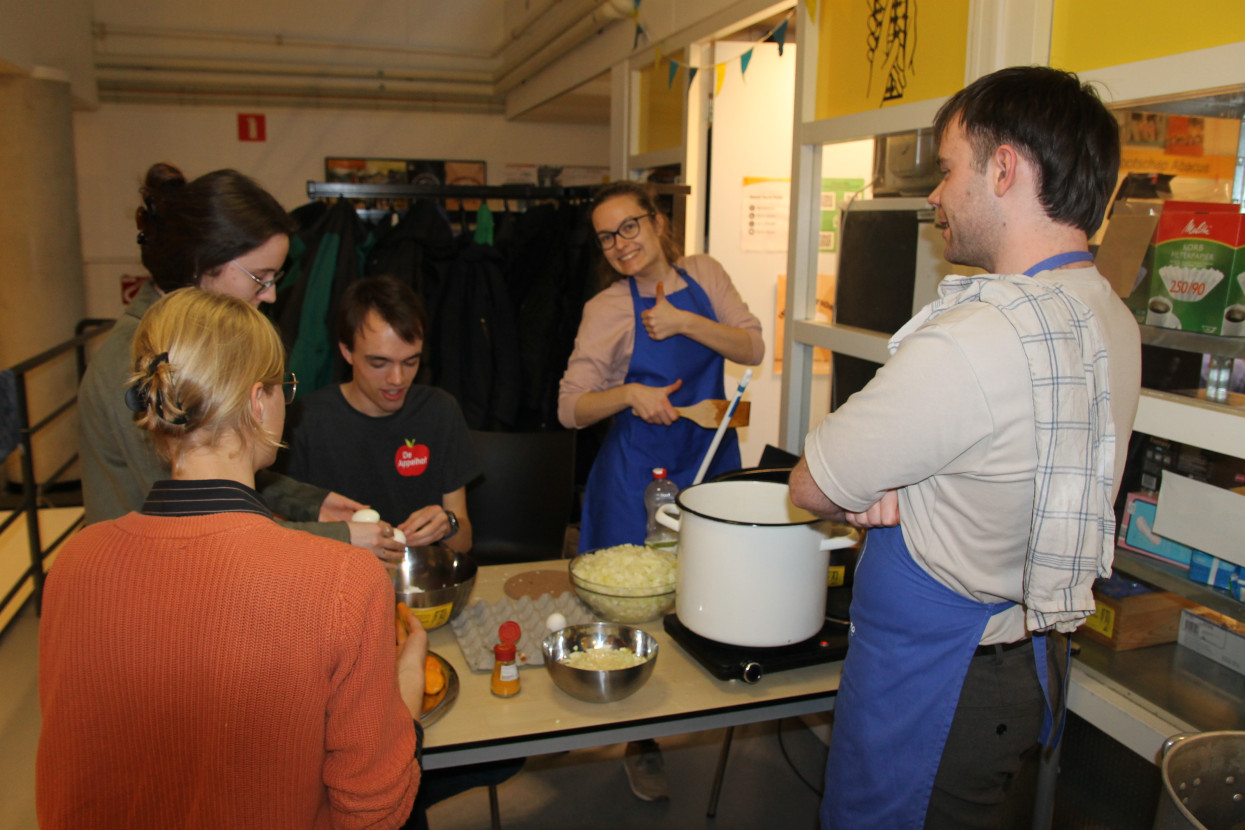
[498, 620, 521, 644]
[494, 641, 517, 661]
[652, 467, 668, 479]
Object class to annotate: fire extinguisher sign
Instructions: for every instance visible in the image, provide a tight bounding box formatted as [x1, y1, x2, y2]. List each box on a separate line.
[237, 114, 267, 142]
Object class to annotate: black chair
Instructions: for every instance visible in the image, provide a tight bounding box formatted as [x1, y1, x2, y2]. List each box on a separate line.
[465, 429, 576, 566]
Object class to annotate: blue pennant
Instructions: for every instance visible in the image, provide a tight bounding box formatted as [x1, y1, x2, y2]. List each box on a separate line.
[740, 48, 753, 77]
[775, 20, 788, 56]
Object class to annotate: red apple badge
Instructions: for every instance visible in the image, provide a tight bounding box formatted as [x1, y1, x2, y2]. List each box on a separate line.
[395, 439, 429, 477]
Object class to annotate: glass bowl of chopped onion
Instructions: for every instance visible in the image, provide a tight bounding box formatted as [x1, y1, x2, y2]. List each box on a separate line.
[542, 623, 658, 702]
[568, 545, 677, 623]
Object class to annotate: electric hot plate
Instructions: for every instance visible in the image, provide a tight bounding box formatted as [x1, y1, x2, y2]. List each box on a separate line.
[663, 614, 848, 683]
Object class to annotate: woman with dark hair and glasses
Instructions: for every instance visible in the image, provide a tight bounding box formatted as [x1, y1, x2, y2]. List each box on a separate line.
[558, 180, 764, 798]
[39, 288, 427, 828]
[78, 162, 402, 558]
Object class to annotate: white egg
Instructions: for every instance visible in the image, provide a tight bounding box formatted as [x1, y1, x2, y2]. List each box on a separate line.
[392, 528, 407, 546]
[546, 612, 568, 632]
[351, 509, 381, 523]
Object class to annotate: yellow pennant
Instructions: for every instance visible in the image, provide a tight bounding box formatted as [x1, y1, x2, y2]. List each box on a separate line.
[806, 0, 817, 25]
[654, 45, 663, 71]
[715, 62, 727, 96]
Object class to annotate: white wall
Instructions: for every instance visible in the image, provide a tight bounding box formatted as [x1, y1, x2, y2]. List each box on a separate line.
[73, 103, 610, 318]
[707, 42, 796, 467]
[706, 42, 874, 467]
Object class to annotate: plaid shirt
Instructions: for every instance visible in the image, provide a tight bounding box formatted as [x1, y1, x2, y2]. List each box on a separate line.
[889, 274, 1116, 633]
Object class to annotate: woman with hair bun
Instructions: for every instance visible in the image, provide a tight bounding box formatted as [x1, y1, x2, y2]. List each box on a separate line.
[78, 163, 401, 557]
[40, 288, 427, 828]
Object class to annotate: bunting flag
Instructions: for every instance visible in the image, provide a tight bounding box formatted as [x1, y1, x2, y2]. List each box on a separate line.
[636, 8, 793, 98]
[806, 0, 817, 25]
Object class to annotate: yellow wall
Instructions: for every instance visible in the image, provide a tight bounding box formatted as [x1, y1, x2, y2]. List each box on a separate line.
[1051, 0, 1245, 72]
[814, 0, 969, 121]
[637, 54, 685, 155]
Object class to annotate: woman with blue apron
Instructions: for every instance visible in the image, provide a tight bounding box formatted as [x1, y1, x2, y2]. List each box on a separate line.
[561, 181, 765, 551]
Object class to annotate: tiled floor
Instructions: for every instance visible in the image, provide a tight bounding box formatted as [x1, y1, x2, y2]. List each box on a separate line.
[1, 597, 828, 830]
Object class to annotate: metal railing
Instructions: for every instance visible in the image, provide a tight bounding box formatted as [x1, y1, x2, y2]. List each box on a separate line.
[1, 318, 114, 629]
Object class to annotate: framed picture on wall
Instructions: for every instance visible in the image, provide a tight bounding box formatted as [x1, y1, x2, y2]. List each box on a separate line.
[324, 157, 488, 210]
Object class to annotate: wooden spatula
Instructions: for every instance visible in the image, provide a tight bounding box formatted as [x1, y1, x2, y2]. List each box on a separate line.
[675, 399, 751, 429]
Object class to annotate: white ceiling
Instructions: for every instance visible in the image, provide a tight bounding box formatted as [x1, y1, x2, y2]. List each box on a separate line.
[89, 0, 626, 122]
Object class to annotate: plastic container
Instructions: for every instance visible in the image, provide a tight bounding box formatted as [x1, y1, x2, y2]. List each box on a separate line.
[643, 468, 679, 549]
[491, 621, 522, 697]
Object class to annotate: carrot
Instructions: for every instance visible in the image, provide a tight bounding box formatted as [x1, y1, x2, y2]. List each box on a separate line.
[424, 654, 445, 696]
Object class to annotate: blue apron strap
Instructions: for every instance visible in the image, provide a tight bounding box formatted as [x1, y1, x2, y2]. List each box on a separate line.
[1032, 633, 1072, 748]
[1023, 251, 1093, 277]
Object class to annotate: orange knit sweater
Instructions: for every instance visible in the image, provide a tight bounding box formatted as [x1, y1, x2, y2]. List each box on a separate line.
[37, 511, 419, 829]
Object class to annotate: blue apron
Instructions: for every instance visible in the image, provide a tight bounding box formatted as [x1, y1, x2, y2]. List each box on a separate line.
[578, 269, 741, 551]
[821, 526, 1057, 829]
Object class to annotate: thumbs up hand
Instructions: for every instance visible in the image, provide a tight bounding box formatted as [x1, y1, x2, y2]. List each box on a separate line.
[641, 281, 688, 341]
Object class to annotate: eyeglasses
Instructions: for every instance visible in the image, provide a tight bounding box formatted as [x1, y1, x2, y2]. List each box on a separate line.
[232, 260, 285, 296]
[596, 213, 655, 250]
[282, 372, 298, 404]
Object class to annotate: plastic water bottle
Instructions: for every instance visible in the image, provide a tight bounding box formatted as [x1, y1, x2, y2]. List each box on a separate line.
[644, 468, 679, 549]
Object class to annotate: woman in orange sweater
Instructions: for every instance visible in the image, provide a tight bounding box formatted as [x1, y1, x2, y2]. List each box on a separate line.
[37, 288, 427, 829]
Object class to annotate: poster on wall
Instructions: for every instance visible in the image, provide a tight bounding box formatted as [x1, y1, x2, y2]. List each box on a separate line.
[1115, 110, 1239, 203]
[819, 178, 867, 253]
[324, 157, 488, 210]
[773, 272, 836, 376]
[741, 178, 790, 253]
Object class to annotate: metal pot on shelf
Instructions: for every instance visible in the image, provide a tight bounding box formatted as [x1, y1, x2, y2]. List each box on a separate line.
[655, 479, 857, 648]
[1154, 731, 1245, 830]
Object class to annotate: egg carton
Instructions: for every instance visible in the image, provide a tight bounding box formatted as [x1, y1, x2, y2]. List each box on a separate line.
[451, 592, 597, 672]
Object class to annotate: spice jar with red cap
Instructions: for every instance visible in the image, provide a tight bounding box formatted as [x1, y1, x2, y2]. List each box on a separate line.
[491, 621, 522, 697]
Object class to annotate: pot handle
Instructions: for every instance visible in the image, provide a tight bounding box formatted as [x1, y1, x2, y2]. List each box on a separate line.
[820, 534, 858, 552]
[1160, 732, 1195, 759]
[656, 503, 681, 533]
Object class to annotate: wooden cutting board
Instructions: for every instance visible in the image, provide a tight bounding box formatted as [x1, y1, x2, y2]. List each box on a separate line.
[504, 569, 573, 599]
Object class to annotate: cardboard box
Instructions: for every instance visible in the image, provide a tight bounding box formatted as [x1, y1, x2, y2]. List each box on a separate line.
[1153, 473, 1245, 568]
[1146, 202, 1245, 335]
[1178, 607, 1245, 675]
[1081, 575, 1198, 650]
[1118, 492, 1193, 568]
[1095, 200, 1163, 319]
[1188, 550, 1237, 591]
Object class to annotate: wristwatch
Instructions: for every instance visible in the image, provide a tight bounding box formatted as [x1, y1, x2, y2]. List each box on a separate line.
[442, 509, 459, 540]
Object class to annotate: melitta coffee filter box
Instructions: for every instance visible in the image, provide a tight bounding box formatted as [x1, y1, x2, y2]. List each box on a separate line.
[1145, 202, 1245, 336]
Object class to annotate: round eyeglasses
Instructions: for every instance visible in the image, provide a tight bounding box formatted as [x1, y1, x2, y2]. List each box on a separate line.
[232, 260, 286, 296]
[282, 372, 298, 404]
[595, 212, 655, 250]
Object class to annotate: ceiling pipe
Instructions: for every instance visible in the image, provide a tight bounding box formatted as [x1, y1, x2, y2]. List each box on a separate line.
[496, 0, 630, 94]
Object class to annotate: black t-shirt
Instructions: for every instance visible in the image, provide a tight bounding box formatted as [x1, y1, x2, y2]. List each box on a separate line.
[282, 385, 479, 525]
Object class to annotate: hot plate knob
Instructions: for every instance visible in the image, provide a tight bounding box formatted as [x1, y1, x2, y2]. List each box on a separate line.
[740, 662, 763, 684]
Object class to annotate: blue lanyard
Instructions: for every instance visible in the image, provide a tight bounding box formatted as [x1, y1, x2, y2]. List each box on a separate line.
[1023, 250, 1093, 277]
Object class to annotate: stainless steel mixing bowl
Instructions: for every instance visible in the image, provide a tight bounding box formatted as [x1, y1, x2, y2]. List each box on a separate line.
[390, 544, 477, 630]
[542, 623, 658, 703]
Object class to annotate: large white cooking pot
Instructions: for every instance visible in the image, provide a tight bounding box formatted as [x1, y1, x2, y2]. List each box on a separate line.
[656, 479, 857, 647]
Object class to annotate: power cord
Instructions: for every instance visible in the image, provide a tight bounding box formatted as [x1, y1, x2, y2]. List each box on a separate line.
[776, 717, 825, 797]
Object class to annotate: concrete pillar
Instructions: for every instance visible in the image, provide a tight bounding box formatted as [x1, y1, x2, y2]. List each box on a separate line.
[0, 75, 86, 488]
